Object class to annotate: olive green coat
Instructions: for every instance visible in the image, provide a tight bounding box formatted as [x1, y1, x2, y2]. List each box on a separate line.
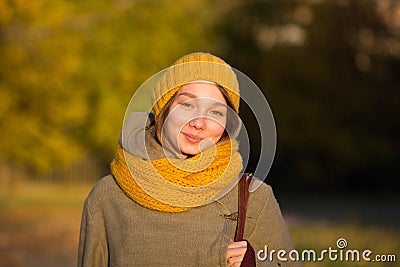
[78, 175, 303, 266]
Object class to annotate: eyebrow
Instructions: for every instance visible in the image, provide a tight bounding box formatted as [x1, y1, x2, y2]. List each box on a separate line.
[177, 92, 228, 108]
[177, 92, 197, 98]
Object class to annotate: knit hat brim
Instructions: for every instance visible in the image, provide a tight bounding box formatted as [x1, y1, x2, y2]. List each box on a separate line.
[152, 52, 240, 118]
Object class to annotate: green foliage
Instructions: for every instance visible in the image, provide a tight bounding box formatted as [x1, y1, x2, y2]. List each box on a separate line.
[1, 0, 399, 192]
[0, 0, 220, 170]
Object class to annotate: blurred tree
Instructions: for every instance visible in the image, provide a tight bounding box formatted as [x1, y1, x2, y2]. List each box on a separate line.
[214, 0, 400, 193]
[1, 0, 399, 193]
[0, 0, 222, 173]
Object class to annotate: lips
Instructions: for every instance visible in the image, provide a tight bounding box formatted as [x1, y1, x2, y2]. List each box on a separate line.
[182, 133, 203, 143]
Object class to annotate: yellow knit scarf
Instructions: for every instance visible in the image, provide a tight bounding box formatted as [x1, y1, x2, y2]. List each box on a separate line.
[111, 139, 243, 212]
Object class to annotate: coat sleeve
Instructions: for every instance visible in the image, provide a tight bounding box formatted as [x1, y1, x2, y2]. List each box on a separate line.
[246, 183, 304, 267]
[77, 197, 109, 267]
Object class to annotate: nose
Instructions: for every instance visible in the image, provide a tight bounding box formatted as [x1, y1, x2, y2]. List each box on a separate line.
[189, 117, 206, 130]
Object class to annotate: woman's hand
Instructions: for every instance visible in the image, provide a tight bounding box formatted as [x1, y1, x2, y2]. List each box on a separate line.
[226, 238, 248, 267]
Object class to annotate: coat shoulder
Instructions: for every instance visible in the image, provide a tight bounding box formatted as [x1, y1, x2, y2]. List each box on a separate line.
[84, 175, 121, 207]
[248, 177, 274, 205]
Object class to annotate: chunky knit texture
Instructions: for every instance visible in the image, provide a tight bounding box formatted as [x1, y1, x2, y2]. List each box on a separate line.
[152, 52, 240, 118]
[111, 139, 243, 212]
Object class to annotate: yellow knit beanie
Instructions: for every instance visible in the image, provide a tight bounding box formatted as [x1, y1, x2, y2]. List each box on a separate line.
[152, 52, 240, 118]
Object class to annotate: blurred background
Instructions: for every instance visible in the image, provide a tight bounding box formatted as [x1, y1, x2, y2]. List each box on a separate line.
[0, 0, 399, 266]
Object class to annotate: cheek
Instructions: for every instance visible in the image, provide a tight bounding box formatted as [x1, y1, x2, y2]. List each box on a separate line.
[166, 104, 192, 128]
[208, 120, 226, 140]
[166, 112, 187, 129]
[163, 111, 187, 141]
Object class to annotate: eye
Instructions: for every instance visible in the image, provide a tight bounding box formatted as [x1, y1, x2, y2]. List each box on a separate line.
[210, 110, 225, 117]
[180, 102, 193, 108]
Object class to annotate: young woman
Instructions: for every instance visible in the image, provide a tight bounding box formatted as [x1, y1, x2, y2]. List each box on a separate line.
[78, 52, 302, 266]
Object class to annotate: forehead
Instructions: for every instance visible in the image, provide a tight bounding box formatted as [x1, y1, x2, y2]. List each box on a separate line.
[177, 82, 227, 104]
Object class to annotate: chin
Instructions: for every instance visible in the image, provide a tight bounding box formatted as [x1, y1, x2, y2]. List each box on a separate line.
[179, 143, 200, 156]
[180, 148, 200, 156]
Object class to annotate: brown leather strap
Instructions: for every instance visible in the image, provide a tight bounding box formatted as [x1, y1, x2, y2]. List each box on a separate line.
[242, 242, 256, 266]
[235, 173, 253, 242]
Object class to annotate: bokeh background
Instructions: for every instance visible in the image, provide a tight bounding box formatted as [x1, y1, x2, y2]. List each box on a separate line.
[0, 0, 399, 266]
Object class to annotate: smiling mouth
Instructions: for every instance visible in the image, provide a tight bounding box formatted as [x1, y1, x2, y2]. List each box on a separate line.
[182, 133, 203, 143]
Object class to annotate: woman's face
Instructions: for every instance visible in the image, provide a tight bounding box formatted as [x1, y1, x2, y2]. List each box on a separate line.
[163, 82, 228, 156]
